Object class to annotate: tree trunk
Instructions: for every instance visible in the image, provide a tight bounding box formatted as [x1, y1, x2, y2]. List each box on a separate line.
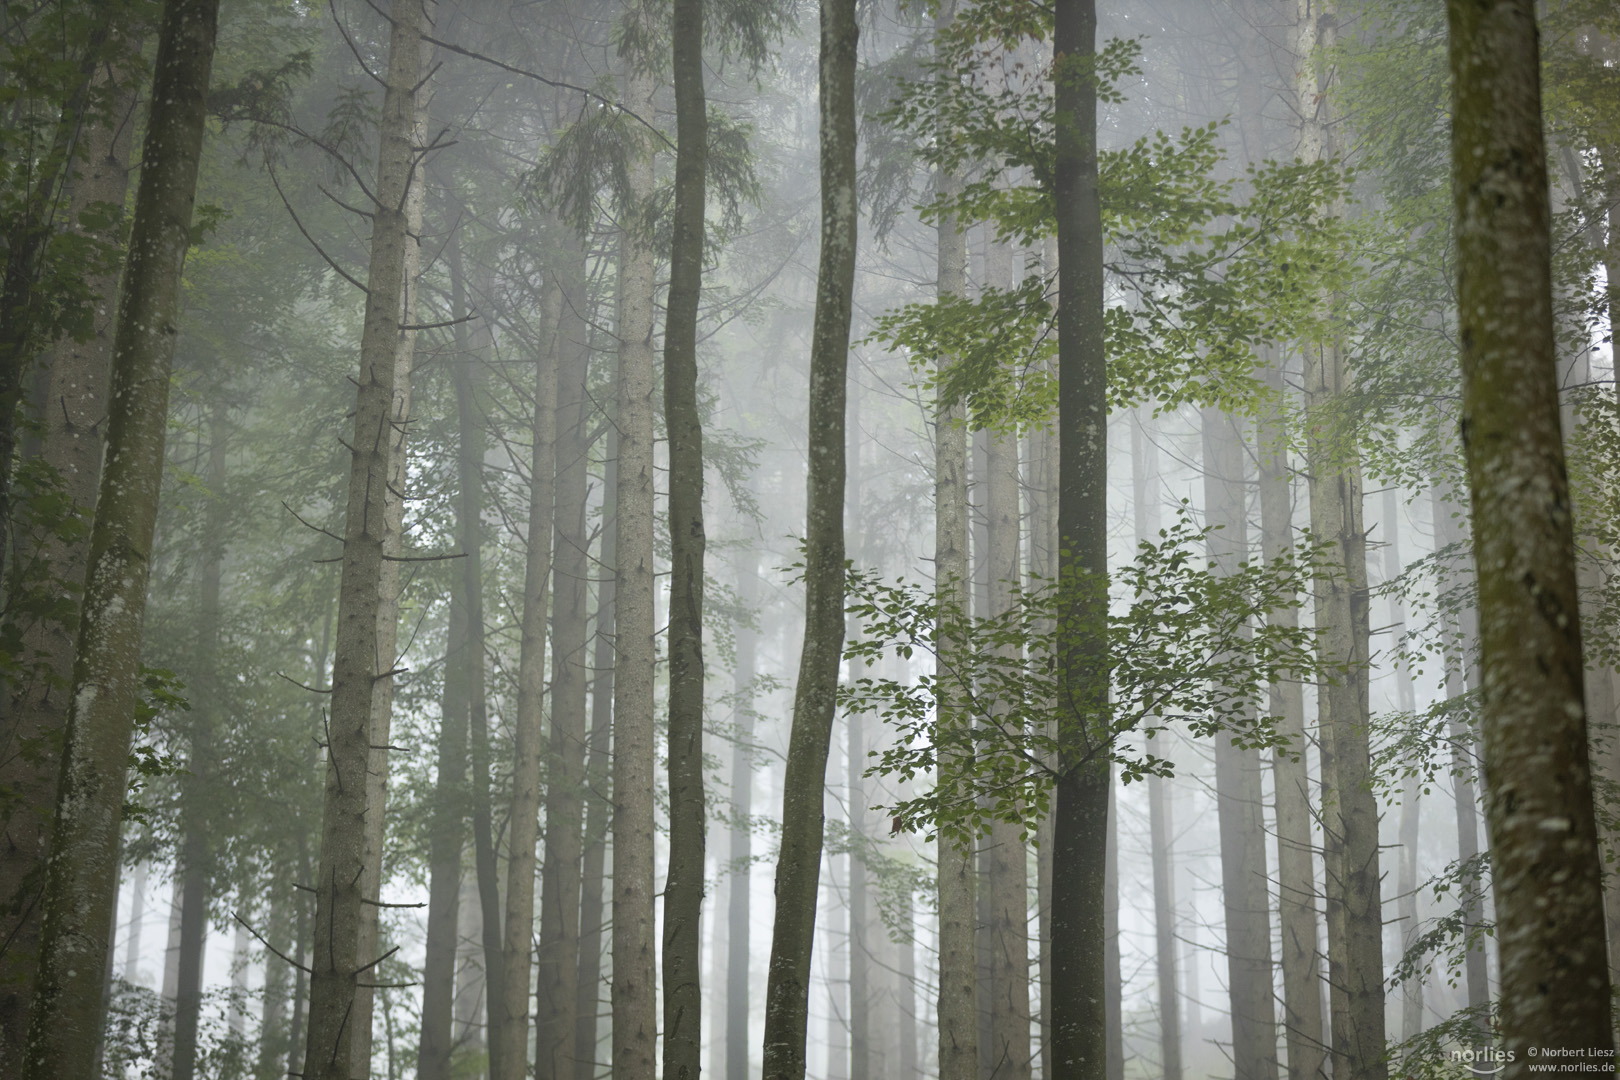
[496, 237, 558, 1080]
[576, 425, 616, 1073]
[172, 408, 229, 1080]
[985, 418, 1030, 1080]
[1257, 350, 1326, 1080]
[1447, 0, 1616, 1068]
[1295, 8, 1387, 1080]
[758, 0, 856, 1068]
[1379, 487, 1423, 1042]
[935, 100, 977, 1080]
[664, 0, 709, 1066]
[418, 555, 470, 1080]
[0, 44, 137, 1067]
[728, 548, 760, 1080]
[1203, 409, 1279, 1080]
[257, 874, 292, 1080]
[534, 236, 589, 1080]
[613, 53, 660, 1080]
[18, 0, 218, 1075]
[1051, 0, 1111, 1076]
[1133, 413, 1180, 1080]
[351, 46, 432, 1074]
[301, 2, 424, 1074]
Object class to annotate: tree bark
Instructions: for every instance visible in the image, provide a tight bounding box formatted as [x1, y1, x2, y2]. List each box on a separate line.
[1447, 0, 1616, 1068]
[1380, 487, 1422, 1042]
[934, 48, 977, 1080]
[758, 0, 856, 1068]
[497, 238, 558, 1080]
[351, 47, 432, 1074]
[1051, 0, 1111, 1076]
[300, 2, 424, 1074]
[18, 0, 218, 1075]
[0, 43, 137, 1068]
[1257, 350, 1326, 1080]
[1295, 8, 1387, 1080]
[613, 53, 660, 1080]
[728, 548, 760, 1080]
[576, 426, 616, 1073]
[534, 235, 589, 1080]
[1133, 412, 1181, 1080]
[664, 0, 709, 1067]
[1203, 409, 1279, 1080]
[171, 407, 229, 1080]
[985, 416, 1030, 1080]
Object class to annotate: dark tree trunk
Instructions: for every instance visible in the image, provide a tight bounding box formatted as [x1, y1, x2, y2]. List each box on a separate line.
[1447, 0, 1616, 1068]
[1050, 0, 1111, 1077]
[19, 0, 219, 1074]
[759, 0, 856, 1068]
[663, 0, 709, 1066]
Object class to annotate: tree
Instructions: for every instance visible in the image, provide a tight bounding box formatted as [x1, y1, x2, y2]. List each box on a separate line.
[664, 0, 710, 1066]
[301, 2, 426, 1075]
[1446, 0, 1615, 1070]
[18, 0, 220, 1074]
[759, 0, 857, 1071]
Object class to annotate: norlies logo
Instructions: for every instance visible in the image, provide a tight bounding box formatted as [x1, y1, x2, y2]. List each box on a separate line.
[1451, 1048, 1516, 1075]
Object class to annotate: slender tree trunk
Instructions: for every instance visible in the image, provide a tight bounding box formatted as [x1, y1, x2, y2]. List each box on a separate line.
[1379, 487, 1423, 1042]
[257, 876, 291, 1080]
[1296, 8, 1387, 1079]
[300, 3, 424, 1074]
[0, 46, 137, 1067]
[1133, 413, 1181, 1080]
[985, 419, 1030, 1080]
[847, 400, 870, 1080]
[1432, 481, 1491, 1029]
[1447, 0, 1616, 1068]
[497, 239, 558, 1080]
[664, 0, 709, 1066]
[576, 427, 616, 1073]
[418, 562, 470, 1080]
[124, 861, 147, 984]
[18, 1, 218, 1075]
[1203, 410, 1279, 1080]
[613, 53, 660, 1080]
[900, 897, 918, 1080]
[1051, 0, 1111, 1076]
[351, 49, 432, 1074]
[728, 549, 760, 1080]
[535, 237, 590, 1080]
[758, 0, 856, 1067]
[935, 147, 978, 1080]
[171, 408, 229, 1080]
[1257, 349, 1326, 1080]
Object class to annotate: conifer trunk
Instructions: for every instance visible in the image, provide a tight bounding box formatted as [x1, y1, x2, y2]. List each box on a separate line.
[577, 427, 617, 1072]
[664, 0, 709, 1065]
[18, 0, 218, 1075]
[727, 549, 759, 1080]
[498, 247, 558, 1080]
[171, 408, 229, 1080]
[759, 0, 856, 1067]
[301, 2, 424, 1074]
[1447, 0, 1616, 1068]
[613, 53, 661, 1080]
[534, 237, 591, 1080]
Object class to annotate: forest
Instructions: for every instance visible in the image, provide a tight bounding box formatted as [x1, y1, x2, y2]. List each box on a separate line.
[0, 0, 1612, 1078]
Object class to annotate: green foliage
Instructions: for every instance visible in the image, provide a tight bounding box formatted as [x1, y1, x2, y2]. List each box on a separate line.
[101, 978, 254, 1079]
[864, 15, 1356, 424]
[842, 508, 1323, 843]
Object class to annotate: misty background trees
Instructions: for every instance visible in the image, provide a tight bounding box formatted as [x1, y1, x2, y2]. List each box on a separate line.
[0, 0, 1615, 1078]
